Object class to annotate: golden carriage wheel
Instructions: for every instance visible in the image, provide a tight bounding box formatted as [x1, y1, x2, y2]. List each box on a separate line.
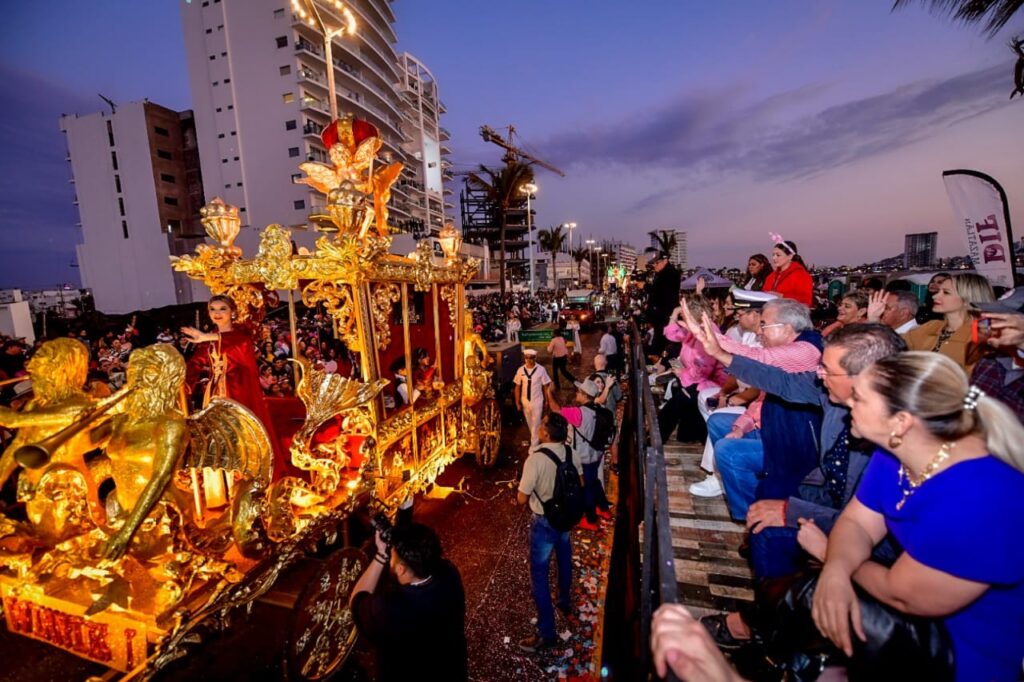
[284, 546, 368, 681]
[476, 398, 502, 468]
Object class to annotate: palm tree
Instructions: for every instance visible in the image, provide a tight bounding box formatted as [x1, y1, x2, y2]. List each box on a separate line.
[536, 225, 567, 293]
[893, 0, 1021, 37]
[647, 230, 678, 259]
[465, 162, 535, 297]
[571, 247, 588, 286]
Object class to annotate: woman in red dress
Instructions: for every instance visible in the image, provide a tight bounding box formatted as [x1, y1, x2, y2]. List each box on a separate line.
[182, 295, 285, 473]
[762, 240, 814, 307]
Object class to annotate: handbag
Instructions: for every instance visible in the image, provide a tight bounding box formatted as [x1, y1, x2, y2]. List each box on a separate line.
[765, 572, 955, 681]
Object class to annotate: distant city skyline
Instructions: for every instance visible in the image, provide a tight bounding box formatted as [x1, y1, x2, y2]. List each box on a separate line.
[1, 1, 1021, 290]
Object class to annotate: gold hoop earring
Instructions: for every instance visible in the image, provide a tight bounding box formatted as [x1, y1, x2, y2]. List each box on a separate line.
[888, 431, 902, 449]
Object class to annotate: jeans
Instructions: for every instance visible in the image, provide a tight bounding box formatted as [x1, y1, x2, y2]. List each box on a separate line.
[582, 459, 610, 523]
[530, 514, 572, 640]
[551, 356, 576, 389]
[749, 526, 801, 579]
[711, 418, 763, 521]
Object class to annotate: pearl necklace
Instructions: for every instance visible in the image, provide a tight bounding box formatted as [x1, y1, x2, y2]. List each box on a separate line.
[895, 442, 954, 511]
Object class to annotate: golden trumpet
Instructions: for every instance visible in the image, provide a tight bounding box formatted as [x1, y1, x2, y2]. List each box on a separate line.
[14, 387, 134, 470]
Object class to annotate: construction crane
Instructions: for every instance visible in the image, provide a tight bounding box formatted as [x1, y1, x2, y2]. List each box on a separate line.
[479, 125, 566, 177]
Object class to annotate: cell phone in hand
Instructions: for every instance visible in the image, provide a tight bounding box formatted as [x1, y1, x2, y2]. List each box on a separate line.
[972, 318, 993, 344]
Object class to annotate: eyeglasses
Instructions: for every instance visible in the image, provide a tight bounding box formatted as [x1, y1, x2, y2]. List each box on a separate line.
[816, 363, 849, 378]
[759, 322, 786, 330]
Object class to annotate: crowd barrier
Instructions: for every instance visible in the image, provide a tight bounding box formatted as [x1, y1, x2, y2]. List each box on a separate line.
[602, 323, 679, 681]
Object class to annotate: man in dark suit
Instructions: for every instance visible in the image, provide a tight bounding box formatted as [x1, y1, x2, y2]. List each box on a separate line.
[645, 252, 681, 354]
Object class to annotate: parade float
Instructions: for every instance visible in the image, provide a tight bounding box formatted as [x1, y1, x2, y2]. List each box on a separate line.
[0, 110, 501, 680]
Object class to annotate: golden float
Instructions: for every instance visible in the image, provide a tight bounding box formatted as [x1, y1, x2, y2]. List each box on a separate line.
[0, 113, 500, 680]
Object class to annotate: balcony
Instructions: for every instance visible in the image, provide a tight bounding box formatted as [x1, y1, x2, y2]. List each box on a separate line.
[439, 126, 451, 140]
[303, 122, 324, 138]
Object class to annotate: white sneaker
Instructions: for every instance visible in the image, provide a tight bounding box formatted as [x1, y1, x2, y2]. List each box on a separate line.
[689, 475, 723, 497]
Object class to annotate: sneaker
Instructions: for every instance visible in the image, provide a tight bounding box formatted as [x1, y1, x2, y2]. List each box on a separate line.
[689, 475, 723, 498]
[518, 634, 558, 653]
[577, 519, 601, 531]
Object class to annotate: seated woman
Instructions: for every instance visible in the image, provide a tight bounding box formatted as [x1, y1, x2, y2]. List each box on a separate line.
[903, 273, 994, 374]
[821, 291, 868, 336]
[808, 351, 1024, 682]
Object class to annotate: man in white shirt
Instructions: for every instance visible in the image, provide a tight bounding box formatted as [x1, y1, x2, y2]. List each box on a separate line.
[513, 348, 554, 446]
[880, 290, 920, 335]
[598, 325, 618, 371]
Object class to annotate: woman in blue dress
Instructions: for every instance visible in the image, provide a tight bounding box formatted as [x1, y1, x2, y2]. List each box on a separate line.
[806, 351, 1024, 681]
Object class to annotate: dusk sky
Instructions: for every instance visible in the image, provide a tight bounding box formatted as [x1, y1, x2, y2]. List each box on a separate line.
[1, 1, 1021, 289]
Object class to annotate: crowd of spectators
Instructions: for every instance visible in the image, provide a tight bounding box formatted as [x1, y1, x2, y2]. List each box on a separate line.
[639, 238, 1024, 682]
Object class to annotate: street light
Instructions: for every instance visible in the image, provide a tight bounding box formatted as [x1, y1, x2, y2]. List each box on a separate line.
[563, 221, 577, 255]
[520, 182, 538, 294]
[291, 0, 357, 121]
[585, 239, 596, 287]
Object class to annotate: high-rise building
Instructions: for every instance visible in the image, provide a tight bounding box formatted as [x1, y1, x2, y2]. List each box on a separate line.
[60, 101, 207, 314]
[650, 229, 687, 269]
[396, 52, 452, 236]
[180, 0, 449, 252]
[603, 240, 637, 272]
[904, 232, 938, 269]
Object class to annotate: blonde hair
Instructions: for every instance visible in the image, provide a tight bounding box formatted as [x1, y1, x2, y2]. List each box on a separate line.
[950, 273, 995, 310]
[868, 351, 1024, 471]
[682, 295, 712, 320]
[27, 338, 89, 402]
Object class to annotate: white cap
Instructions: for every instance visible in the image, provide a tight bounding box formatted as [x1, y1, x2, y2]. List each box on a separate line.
[523, 348, 538, 357]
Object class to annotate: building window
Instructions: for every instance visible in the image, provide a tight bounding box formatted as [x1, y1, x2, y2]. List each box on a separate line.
[164, 196, 179, 206]
[118, 198, 125, 216]
[209, 55, 216, 61]
[280, 65, 291, 76]
[160, 173, 176, 183]
[275, 36, 288, 48]
[111, 151, 118, 170]
[236, 182, 243, 187]
[202, 1, 209, 6]
[106, 120, 114, 146]
[114, 174, 122, 193]
[206, 28, 212, 34]
[239, 207, 246, 212]
[216, 107, 222, 112]
[230, 131, 236, 136]
[122, 220, 129, 239]
[227, 104, 234, 110]
[223, 78, 230, 84]
[282, 92, 294, 104]
[225, 183, 231, 189]
[154, 126, 169, 137]
[212, 81, 219, 87]
[220, 51, 226, 57]
[273, 8, 285, 18]
[290, 173, 302, 183]
[233, 156, 239, 161]
[285, 119, 297, 130]
[217, 24, 223, 30]
[222, 158, 228, 164]
[288, 147, 300, 157]
[167, 219, 181, 233]
[218, 133, 225, 139]
[157, 149, 172, 160]
[294, 200, 305, 210]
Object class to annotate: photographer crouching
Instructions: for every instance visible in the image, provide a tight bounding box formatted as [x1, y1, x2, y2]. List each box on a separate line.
[349, 519, 468, 681]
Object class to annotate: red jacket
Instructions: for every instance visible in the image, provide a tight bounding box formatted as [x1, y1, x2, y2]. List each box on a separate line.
[763, 262, 813, 306]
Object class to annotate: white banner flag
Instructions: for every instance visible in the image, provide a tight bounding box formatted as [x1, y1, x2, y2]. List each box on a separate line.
[942, 170, 1015, 288]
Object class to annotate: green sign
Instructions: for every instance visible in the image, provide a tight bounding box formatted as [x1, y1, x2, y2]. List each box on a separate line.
[518, 329, 555, 344]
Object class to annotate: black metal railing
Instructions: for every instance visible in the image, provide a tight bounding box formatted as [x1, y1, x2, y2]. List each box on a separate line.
[602, 323, 678, 681]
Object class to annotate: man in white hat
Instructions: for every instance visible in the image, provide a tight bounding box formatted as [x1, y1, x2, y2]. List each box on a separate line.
[514, 348, 554, 447]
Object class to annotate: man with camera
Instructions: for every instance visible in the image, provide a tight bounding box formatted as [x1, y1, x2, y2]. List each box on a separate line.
[349, 520, 467, 681]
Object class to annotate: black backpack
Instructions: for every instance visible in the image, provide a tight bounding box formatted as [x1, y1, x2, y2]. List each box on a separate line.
[532, 447, 585, 532]
[577, 403, 615, 453]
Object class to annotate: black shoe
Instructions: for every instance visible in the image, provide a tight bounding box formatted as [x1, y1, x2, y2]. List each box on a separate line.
[700, 613, 752, 651]
[518, 634, 558, 653]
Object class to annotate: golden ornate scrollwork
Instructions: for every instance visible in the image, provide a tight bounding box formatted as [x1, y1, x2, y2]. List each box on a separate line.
[369, 283, 401, 350]
[412, 241, 434, 292]
[440, 284, 458, 330]
[302, 280, 360, 353]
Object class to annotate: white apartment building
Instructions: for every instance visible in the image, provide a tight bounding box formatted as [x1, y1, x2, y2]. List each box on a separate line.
[649, 229, 687, 270]
[603, 240, 638, 272]
[180, 0, 449, 253]
[60, 101, 207, 314]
